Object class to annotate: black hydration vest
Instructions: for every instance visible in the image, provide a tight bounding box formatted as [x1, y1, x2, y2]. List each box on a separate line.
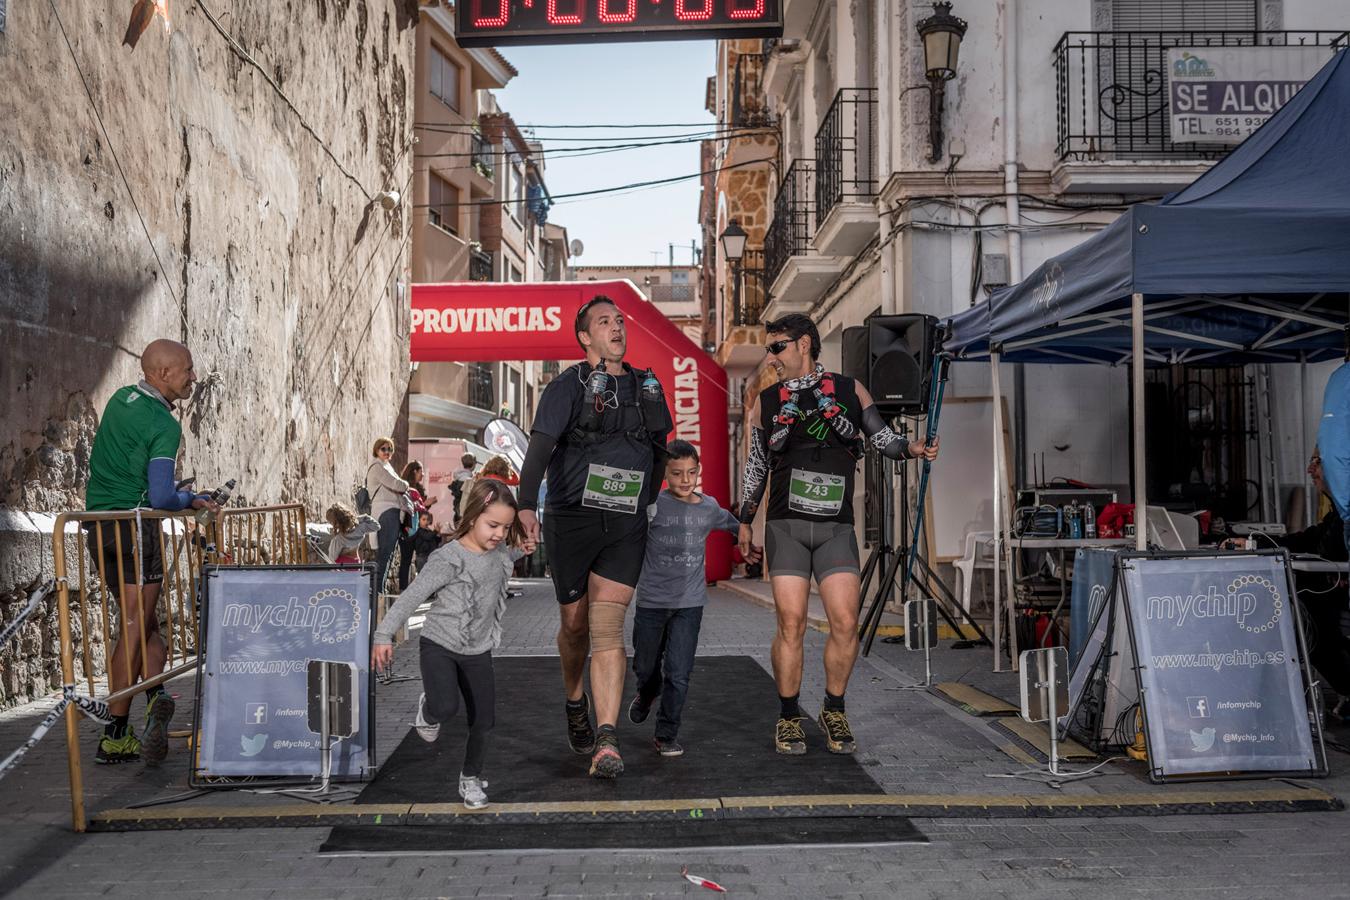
[760, 373, 865, 525]
[551, 362, 671, 514]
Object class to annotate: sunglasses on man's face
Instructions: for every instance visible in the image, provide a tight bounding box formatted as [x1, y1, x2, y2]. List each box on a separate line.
[766, 338, 795, 356]
[379, 447, 392, 454]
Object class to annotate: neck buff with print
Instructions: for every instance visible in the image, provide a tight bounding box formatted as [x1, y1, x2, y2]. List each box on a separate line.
[768, 363, 858, 453]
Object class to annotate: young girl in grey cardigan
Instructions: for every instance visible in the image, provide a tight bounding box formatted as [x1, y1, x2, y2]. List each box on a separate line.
[371, 479, 535, 809]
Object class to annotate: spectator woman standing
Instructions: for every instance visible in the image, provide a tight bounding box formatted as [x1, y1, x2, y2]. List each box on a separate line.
[398, 459, 436, 589]
[367, 436, 409, 593]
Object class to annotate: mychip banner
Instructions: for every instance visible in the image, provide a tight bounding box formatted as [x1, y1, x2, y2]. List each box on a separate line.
[194, 566, 375, 780]
[1167, 45, 1330, 144]
[1120, 553, 1318, 779]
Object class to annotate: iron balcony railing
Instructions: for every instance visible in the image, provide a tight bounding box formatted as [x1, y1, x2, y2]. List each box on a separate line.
[1054, 30, 1348, 162]
[472, 132, 495, 180]
[815, 88, 877, 228]
[765, 160, 815, 289]
[468, 362, 494, 411]
[731, 248, 766, 327]
[469, 247, 493, 282]
[731, 46, 772, 128]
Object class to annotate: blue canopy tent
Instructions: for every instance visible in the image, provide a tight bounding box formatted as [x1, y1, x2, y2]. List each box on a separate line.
[943, 46, 1350, 668]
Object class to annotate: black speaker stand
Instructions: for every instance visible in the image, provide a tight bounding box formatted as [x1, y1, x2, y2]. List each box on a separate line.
[857, 422, 993, 657]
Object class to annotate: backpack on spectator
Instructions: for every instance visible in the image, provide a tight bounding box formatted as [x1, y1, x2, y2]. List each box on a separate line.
[353, 464, 376, 515]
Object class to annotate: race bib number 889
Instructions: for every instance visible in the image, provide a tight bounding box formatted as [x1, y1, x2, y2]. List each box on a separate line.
[582, 464, 645, 513]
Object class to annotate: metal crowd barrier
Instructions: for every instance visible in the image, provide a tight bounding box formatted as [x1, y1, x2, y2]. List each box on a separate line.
[211, 503, 308, 566]
[50, 504, 308, 831]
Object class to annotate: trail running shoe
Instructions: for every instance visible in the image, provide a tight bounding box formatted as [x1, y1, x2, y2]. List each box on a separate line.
[774, 716, 807, 755]
[141, 692, 175, 766]
[566, 693, 596, 754]
[414, 693, 440, 743]
[818, 709, 857, 754]
[628, 694, 654, 725]
[458, 773, 489, 810]
[589, 729, 624, 778]
[95, 729, 141, 765]
[654, 738, 684, 757]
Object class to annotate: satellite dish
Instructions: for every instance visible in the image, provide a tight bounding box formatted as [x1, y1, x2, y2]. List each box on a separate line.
[569, 239, 585, 258]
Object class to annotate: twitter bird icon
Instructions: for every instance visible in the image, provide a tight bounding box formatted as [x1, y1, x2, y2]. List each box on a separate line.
[241, 733, 268, 757]
[1189, 727, 1216, 752]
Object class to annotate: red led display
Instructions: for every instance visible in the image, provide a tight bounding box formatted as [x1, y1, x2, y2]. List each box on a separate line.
[458, 0, 782, 47]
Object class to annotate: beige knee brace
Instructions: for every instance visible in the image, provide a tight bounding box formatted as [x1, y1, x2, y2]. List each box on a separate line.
[588, 600, 628, 652]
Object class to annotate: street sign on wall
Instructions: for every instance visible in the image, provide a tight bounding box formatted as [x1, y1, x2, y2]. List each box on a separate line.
[193, 566, 375, 781]
[1167, 45, 1331, 144]
[456, 0, 783, 47]
[1120, 552, 1320, 780]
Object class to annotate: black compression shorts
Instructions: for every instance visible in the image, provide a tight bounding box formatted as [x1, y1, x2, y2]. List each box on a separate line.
[542, 507, 648, 604]
[83, 518, 165, 597]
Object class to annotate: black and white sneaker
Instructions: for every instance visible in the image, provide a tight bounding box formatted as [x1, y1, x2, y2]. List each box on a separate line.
[566, 693, 596, 754]
[628, 694, 654, 725]
[413, 693, 440, 743]
[654, 738, 684, 757]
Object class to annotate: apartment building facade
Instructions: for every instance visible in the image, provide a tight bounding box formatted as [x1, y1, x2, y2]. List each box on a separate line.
[571, 264, 704, 345]
[408, 7, 571, 441]
[706, 0, 1346, 567]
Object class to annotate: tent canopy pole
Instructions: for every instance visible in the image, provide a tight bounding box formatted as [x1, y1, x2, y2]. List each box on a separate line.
[1133, 292, 1147, 552]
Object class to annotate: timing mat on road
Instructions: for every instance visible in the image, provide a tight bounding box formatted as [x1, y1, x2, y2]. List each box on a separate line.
[324, 654, 918, 851]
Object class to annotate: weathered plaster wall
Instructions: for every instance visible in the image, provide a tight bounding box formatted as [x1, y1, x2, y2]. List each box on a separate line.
[0, 1, 417, 706]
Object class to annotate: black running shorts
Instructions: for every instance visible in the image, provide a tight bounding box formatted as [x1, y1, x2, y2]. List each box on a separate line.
[543, 507, 648, 604]
[83, 518, 165, 597]
[765, 518, 860, 582]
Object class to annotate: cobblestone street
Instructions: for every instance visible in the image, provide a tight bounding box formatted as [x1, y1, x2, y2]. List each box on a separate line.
[2, 580, 1347, 899]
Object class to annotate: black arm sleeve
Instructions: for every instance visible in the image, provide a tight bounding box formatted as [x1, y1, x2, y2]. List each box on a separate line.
[861, 405, 912, 461]
[517, 432, 557, 511]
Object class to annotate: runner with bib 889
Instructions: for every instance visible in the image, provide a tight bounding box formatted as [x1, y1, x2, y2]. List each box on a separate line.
[516, 295, 673, 779]
[736, 314, 939, 756]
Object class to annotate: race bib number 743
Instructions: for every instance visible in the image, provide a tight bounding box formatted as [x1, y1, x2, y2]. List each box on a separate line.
[788, 469, 845, 516]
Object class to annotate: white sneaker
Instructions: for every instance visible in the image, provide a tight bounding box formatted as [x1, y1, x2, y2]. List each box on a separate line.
[458, 773, 489, 809]
[413, 693, 440, 743]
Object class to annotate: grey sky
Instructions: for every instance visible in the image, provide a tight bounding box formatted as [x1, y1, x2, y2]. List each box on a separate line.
[496, 40, 715, 267]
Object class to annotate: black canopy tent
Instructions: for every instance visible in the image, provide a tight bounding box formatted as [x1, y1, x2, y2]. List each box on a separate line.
[942, 46, 1350, 668]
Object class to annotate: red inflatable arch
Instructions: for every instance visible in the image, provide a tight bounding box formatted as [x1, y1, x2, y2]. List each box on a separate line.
[410, 280, 733, 581]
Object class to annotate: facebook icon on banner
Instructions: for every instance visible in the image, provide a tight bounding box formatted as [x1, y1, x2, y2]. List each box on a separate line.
[244, 703, 268, 725]
[1187, 696, 1210, 719]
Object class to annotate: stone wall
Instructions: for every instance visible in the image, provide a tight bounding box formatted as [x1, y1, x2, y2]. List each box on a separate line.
[0, 1, 418, 707]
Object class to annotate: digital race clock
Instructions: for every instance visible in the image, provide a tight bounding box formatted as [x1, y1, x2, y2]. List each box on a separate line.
[455, 0, 784, 47]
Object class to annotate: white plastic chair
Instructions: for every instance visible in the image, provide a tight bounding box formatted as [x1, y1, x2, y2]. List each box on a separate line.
[953, 530, 996, 613]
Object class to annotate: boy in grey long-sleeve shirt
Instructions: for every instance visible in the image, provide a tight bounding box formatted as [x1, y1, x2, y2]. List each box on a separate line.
[627, 441, 753, 756]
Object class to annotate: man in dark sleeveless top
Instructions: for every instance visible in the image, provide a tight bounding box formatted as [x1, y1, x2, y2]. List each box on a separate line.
[736, 314, 939, 755]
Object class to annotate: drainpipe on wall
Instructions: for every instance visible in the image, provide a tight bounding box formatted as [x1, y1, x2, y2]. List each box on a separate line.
[877, 0, 896, 315]
[1002, 0, 1027, 490]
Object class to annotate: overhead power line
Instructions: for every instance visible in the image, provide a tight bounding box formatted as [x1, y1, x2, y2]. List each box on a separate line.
[416, 155, 771, 210]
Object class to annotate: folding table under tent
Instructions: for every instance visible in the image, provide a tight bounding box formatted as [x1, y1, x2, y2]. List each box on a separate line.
[943, 45, 1350, 670]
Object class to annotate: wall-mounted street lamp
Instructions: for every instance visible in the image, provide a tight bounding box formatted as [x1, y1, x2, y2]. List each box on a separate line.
[719, 218, 748, 266]
[916, 2, 968, 164]
[719, 218, 749, 325]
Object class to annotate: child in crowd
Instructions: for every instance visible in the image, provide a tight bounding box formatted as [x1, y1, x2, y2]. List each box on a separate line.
[372, 479, 535, 809]
[628, 440, 755, 756]
[410, 510, 443, 572]
[325, 502, 379, 565]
